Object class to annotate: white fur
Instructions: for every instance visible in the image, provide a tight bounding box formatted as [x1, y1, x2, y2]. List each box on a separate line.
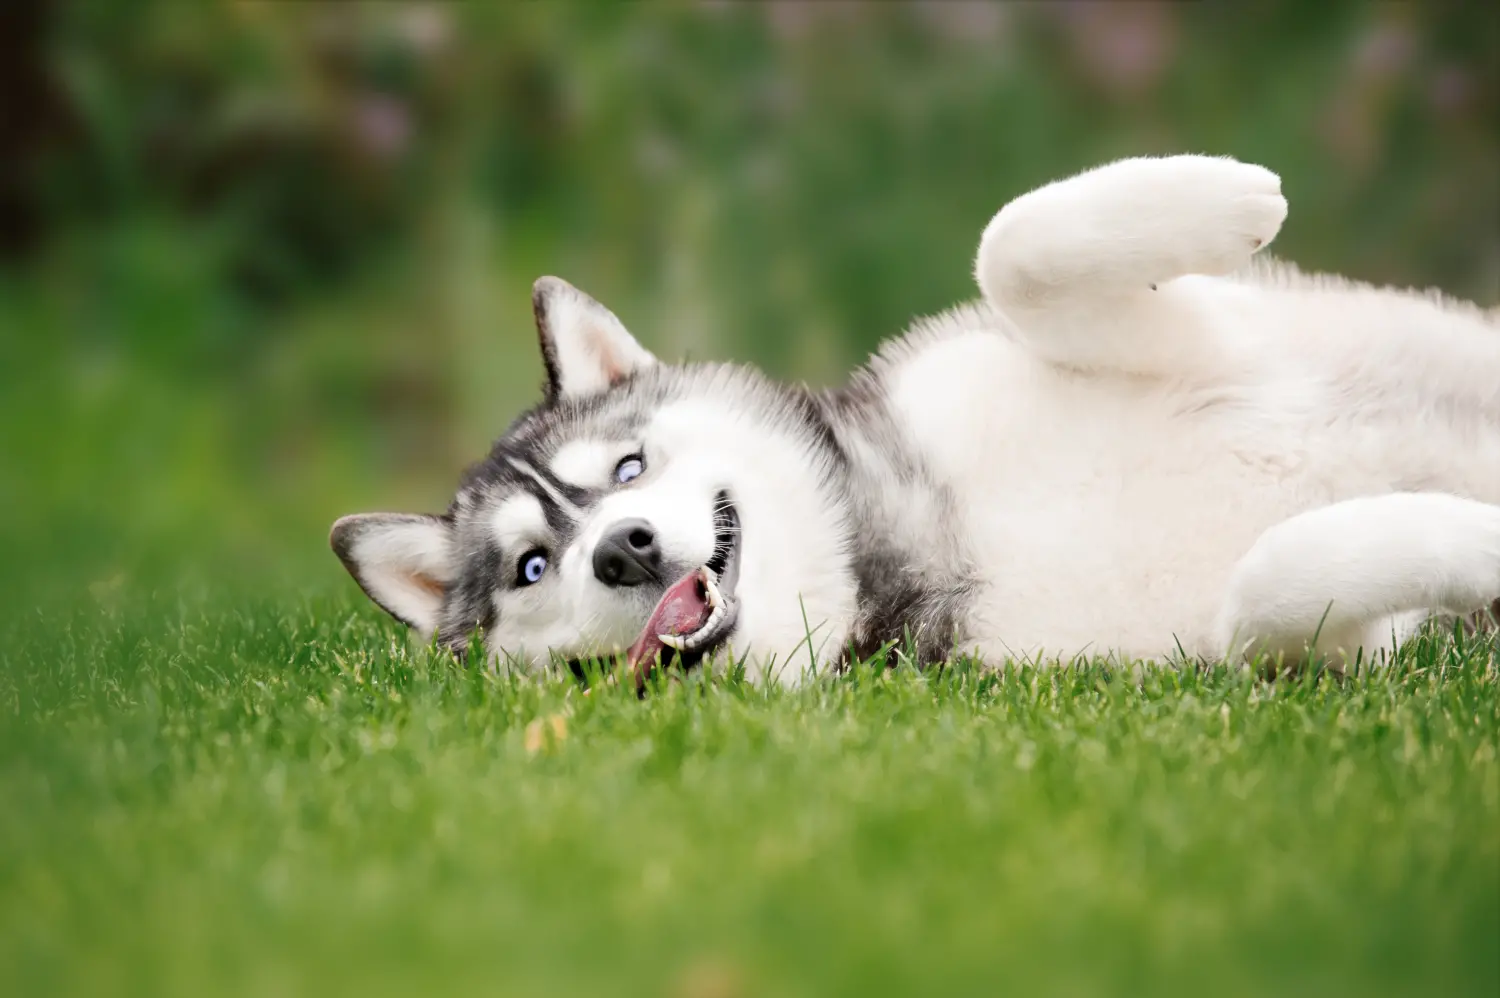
[550, 440, 631, 489]
[910, 154, 1500, 666]
[488, 495, 549, 553]
[645, 397, 858, 676]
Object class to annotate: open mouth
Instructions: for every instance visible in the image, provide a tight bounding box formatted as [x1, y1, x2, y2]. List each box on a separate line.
[622, 491, 741, 690]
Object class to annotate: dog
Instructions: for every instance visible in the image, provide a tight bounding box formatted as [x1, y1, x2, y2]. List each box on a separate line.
[331, 155, 1500, 684]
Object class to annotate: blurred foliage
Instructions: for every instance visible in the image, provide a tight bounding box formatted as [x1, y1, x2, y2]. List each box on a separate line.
[0, 0, 1496, 596]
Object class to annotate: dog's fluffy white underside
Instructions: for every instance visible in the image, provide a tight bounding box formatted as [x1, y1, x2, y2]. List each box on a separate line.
[898, 154, 1500, 665]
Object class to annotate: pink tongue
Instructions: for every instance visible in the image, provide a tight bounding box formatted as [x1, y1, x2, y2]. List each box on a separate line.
[625, 569, 710, 675]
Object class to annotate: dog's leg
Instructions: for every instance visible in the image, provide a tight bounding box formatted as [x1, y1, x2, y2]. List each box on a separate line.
[1215, 493, 1500, 665]
[976, 155, 1287, 376]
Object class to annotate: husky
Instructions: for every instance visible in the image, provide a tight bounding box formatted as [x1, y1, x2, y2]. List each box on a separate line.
[332, 155, 1500, 684]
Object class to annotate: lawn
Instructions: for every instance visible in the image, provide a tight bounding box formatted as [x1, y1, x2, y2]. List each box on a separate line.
[1, 589, 1496, 998]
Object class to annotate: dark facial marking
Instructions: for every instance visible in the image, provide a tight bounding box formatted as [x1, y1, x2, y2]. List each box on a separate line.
[438, 538, 501, 654]
[533, 283, 565, 405]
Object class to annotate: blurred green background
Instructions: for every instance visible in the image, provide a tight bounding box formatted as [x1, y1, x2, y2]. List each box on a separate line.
[1, 0, 1496, 602]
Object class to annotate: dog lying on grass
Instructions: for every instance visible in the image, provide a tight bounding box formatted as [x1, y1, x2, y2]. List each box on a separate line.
[332, 155, 1500, 684]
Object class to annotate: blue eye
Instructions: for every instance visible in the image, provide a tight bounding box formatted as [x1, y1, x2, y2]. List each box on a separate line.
[518, 550, 548, 586]
[615, 455, 644, 484]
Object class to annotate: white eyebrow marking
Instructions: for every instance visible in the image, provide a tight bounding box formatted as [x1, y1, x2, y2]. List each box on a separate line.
[550, 439, 623, 489]
[489, 494, 547, 550]
[507, 456, 582, 517]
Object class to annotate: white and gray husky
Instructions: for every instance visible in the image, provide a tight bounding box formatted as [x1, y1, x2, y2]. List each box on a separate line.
[333, 155, 1500, 684]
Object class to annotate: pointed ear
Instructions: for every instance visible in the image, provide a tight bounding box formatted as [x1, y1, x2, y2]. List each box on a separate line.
[329, 513, 454, 635]
[532, 276, 656, 402]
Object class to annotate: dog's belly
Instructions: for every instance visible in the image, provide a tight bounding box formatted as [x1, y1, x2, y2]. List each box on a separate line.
[889, 328, 1408, 662]
[960, 481, 1286, 662]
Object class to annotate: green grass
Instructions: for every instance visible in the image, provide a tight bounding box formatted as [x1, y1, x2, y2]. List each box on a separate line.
[1, 590, 1497, 998]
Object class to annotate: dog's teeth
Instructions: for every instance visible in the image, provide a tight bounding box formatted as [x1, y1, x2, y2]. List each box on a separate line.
[682, 606, 725, 651]
[703, 575, 721, 611]
[658, 633, 686, 650]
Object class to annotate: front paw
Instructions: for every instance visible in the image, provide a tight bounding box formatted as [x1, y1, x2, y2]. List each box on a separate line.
[1146, 155, 1287, 274]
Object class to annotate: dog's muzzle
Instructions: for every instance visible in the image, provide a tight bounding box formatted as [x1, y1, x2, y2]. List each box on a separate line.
[622, 492, 742, 690]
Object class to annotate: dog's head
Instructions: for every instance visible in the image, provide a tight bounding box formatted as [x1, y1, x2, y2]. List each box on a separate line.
[331, 278, 857, 680]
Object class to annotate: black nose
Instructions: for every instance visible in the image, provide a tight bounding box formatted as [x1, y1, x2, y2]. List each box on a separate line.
[592, 518, 662, 587]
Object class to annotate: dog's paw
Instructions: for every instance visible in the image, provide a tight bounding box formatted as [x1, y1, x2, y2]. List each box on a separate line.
[1185, 157, 1286, 258]
[979, 154, 1291, 304]
[1214, 494, 1500, 664]
[1103, 155, 1288, 277]
[1442, 500, 1500, 615]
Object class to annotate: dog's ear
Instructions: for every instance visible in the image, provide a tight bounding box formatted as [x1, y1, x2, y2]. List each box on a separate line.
[329, 513, 454, 635]
[532, 276, 657, 402]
